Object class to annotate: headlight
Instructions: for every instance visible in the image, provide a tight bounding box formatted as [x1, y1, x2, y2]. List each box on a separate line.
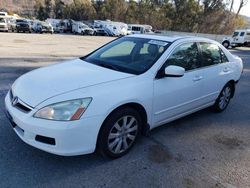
[34, 98, 92, 121]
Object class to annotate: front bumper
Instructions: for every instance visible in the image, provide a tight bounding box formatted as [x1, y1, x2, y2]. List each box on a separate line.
[5, 92, 104, 156]
[0, 27, 8, 31]
[41, 28, 53, 33]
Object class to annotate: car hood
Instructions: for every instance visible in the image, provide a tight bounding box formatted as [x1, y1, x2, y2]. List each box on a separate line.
[12, 59, 134, 107]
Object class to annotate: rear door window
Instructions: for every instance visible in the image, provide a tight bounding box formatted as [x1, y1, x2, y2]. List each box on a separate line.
[199, 43, 222, 67]
[220, 49, 229, 63]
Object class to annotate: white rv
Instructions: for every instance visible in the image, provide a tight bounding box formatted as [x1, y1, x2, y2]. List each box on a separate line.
[0, 17, 8, 32]
[93, 20, 128, 36]
[72, 21, 94, 35]
[127, 24, 154, 34]
[222, 29, 250, 48]
[0, 12, 8, 17]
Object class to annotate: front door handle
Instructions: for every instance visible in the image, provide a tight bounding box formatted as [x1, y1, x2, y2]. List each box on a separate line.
[223, 67, 230, 73]
[193, 76, 203, 82]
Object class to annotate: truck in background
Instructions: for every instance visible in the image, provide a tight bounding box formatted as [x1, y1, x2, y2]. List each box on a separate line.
[222, 29, 250, 48]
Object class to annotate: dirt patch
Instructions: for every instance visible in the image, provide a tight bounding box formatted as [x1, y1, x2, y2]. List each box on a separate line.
[174, 153, 184, 162]
[211, 182, 225, 188]
[13, 39, 29, 43]
[182, 178, 196, 188]
[147, 144, 172, 163]
[214, 135, 243, 149]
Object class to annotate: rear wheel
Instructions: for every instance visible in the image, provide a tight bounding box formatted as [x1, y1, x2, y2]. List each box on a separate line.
[98, 107, 142, 158]
[213, 83, 233, 112]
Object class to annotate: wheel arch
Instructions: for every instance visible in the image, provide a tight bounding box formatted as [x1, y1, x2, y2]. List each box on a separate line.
[222, 40, 230, 44]
[97, 102, 150, 146]
[226, 80, 236, 98]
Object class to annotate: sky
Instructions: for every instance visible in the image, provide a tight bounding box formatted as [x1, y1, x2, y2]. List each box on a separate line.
[233, 1, 250, 17]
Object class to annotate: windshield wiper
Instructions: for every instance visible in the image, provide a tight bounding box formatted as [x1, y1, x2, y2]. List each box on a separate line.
[98, 63, 119, 71]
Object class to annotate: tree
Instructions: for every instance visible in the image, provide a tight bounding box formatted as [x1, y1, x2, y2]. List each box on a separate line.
[44, 0, 53, 19]
[31, 0, 247, 34]
[236, 0, 248, 17]
[34, 0, 46, 20]
[63, 0, 96, 20]
[100, 0, 128, 21]
[54, 0, 64, 18]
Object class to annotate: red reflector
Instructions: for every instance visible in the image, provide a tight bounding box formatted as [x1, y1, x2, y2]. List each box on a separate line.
[71, 108, 85, 120]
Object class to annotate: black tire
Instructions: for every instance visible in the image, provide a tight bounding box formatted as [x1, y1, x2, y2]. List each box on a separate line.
[97, 107, 142, 158]
[212, 83, 233, 112]
[222, 41, 230, 49]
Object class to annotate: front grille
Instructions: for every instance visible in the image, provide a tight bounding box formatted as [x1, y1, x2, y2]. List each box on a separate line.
[9, 89, 13, 100]
[15, 102, 32, 113]
[9, 89, 32, 113]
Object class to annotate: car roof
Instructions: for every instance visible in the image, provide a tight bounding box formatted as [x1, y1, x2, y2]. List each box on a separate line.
[126, 34, 213, 43]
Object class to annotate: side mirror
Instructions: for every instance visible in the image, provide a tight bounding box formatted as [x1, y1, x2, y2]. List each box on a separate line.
[164, 65, 185, 77]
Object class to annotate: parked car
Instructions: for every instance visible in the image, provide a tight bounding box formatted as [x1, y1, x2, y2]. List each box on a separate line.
[16, 19, 32, 33]
[7, 18, 16, 32]
[5, 35, 243, 158]
[0, 17, 8, 32]
[222, 29, 250, 48]
[33, 21, 53, 34]
[46, 18, 61, 33]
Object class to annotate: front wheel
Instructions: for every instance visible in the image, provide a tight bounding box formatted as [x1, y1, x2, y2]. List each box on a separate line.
[213, 83, 233, 112]
[222, 41, 230, 49]
[97, 108, 142, 158]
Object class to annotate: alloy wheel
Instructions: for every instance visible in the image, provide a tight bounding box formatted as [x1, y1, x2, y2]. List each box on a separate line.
[107, 115, 138, 154]
[219, 86, 231, 110]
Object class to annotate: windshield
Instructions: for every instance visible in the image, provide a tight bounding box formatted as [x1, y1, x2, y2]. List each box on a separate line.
[0, 18, 5, 23]
[82, 37, 170, 75]
[232, 32, 239, 37]
[82, 24, 88, 28]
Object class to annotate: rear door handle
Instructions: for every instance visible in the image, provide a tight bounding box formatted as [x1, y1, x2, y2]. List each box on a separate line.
[193, 76, 203, 82]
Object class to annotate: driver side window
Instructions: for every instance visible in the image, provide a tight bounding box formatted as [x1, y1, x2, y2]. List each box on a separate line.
[165, 42, 200, 71]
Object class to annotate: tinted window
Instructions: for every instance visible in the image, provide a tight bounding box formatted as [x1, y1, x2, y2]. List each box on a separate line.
[165, 42, 200, 71]
[240, 32, 245, 36]
[83, 37, 170, 75]
[100, 41, 135, 58]
[0, 18, 5, 23]
[200, 43, 222, 66]
[220, 49, 229, 63]
[233, 32, 239, 37]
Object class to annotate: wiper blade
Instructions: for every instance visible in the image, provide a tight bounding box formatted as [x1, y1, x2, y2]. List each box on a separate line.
[98, 63, 119, 71]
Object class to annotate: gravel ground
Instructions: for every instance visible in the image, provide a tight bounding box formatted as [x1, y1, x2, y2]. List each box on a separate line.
[0, 33, 250, 188]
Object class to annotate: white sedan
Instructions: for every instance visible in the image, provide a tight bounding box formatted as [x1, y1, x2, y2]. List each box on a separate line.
[5, 35, 243, 158]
